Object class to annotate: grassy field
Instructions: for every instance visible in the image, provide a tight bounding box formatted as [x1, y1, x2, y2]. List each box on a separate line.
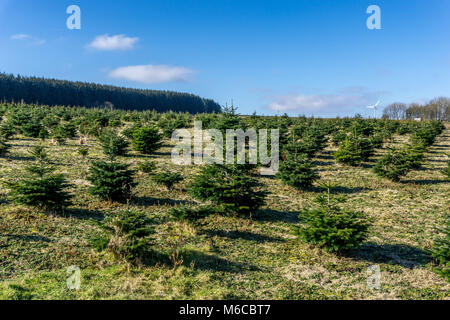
[0, 127, 449, 300]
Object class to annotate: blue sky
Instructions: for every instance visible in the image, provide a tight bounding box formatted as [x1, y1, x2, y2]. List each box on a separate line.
[0, 0, 449, 117]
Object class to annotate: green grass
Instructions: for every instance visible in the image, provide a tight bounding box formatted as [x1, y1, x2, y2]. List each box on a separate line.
[0, 129, 449, 300]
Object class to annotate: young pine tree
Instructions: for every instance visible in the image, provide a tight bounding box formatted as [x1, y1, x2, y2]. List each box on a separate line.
[189, 164, 266, 217]
[137, 160, 156, 174]
[442, 160, 450, 180]
[334, 136, 374, 166]
[5, 153, 72, 212]
[169, 205, 214, 222]
[132, 126, 162, 154]
[295, 182, 369, 252]
[0, 140, 10, 157]
[432, 215, 449, 281]
[78, 146, 89, 158]
[277, 153, 319, 190]
[152, 172, 184, 190]
[94, 209, 155, 264]
[0, 122, 15, 140]
[88, 160, 136, 202]
[99, 129, 129, 159]
[373, 148, 411, 182]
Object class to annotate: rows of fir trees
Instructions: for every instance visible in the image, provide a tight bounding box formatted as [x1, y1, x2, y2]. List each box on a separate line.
[373, 121, 446, 182]
[0, 102, 448, 275]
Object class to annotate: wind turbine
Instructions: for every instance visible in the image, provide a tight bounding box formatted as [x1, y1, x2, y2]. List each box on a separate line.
[367, 100, 381, 119]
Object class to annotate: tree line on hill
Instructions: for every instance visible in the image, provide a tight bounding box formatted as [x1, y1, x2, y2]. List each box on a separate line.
[383, 97, 450, 121]
[0, 73, 221, 114]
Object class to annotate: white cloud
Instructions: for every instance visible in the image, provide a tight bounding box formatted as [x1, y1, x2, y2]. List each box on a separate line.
[11, 34, 30, 40]
[11, 34, 45, 45]
[108, 64, 195, 84]
[267, 87, 386, 116]
[87, 34, 139, 51]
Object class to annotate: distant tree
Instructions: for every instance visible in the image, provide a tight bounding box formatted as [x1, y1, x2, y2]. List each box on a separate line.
[0, 73, 221, 114]
[383, 103, 407, 120]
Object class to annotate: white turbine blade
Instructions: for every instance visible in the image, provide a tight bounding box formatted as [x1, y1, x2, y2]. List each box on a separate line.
[375, 100, 381, 107]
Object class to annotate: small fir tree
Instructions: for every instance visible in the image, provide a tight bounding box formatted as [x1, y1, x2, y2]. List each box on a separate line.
[5, 155, 72, 212]
[277, 153, 319, 190]
[99, 129, 129, 159]
[334, 136, 374, 166]
[132, 126, 162, 154]
[295, 182, 369, 252]
[137, 161, 157, 174]
[189, 164, 266, 216]
[78, 146, 89, 158]
[152, 172, 184, 190]
[0, 123, 15, 140]
[373, 148, 411, 182]
[169, 205, 214, 222]
[442, 160, 450, 180]
[432, 215, 449, 281]
[0, 140, 10, 156]
[88, 160, 136, 202]
[94, 209, 155, 264]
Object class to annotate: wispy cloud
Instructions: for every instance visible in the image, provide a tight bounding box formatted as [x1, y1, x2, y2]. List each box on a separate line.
[267, 87, 386, 116]
[11, 34, 45, 45]
[87, 34, 139, 51]
[108, 64, 195, 84]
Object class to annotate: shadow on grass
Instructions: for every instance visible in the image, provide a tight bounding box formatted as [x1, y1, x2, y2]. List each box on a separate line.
[1, 234, 51, 243]
[132, 196, 191, 207]
[348, 243, 431, 269]
[400, 179, 449, 185]
[4, 155, 34, 161]
[143, 250, 260, 273]
[203, 229, 285, 243]
[254, 209, 299, 224]
[308, 186, 372, 194]
[125, 153, 153, 159]
[360, 162, 376, 169]
[313, 160, 335, 167]
[65, 208, 105, 221]
[152, 151, 173, 157]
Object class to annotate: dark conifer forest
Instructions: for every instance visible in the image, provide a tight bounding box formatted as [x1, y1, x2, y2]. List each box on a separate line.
[0, 73, 221, 114]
